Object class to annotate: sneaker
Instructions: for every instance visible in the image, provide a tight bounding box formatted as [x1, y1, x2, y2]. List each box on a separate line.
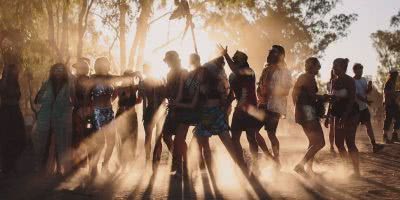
[372, 144, 384, 153]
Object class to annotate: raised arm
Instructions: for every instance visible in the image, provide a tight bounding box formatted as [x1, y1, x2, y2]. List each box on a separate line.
[217, 44, 240, 74]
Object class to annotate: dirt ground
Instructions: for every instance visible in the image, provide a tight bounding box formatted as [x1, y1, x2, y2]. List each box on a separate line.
[1, 125, 400, 200]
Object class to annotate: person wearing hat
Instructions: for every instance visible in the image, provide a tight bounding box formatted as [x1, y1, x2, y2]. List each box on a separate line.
[153, 51, 188, 172]
[383, 68, 400, 143]
[218, 45, 260, 173]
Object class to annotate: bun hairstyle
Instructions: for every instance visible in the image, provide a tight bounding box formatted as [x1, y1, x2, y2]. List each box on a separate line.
[267, 45, 285, 65]
[305, 57, 320, 72]
[333, 58, 349, 72]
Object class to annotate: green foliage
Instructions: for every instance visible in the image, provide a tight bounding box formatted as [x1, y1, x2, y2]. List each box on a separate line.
[191, 0, 357, 76]
[371, 10, 400, 90]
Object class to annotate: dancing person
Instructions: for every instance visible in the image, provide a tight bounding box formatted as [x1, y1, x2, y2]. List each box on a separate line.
[139, 64, 166, 163]
[33, 63, 73, 175]
[153, 51, 186, 172]
[116, 70, 142, 160]
[330, 58, 360, 178]
[257, 45, 292, 167]
[217, 45, 260, 172]
[324, 70, 336, 152]
[353, 63, 384, 152]
[292, 57, 327, 175]
[71, 60, 92, 156]
[170, 53, 204, 176]
[0, 64, 26, 176]
[89, 57, 118, 175]
[383, 69, 400, 143]
[193, 56, 241, 175]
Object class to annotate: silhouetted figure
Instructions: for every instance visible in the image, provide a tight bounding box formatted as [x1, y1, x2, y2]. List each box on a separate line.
[139, 64, 165, 163]
[71, 59, 92, 150]
[292, 57, 327, 175]
[153, 51, 187, 172]
[324, 70, 336, 153]
[33, 63, 72, 175]
[257, 45, 292, 168]
[171, 53, 204, 176]
[116, 70, 142, 160]
[331, 58, 360, 178]
[353, 63, 384, 152]
[0, 64, 26, 176]
[218, 45, 260, 172]
[89, 57, 117, 175]
[383, 68, 400, 143]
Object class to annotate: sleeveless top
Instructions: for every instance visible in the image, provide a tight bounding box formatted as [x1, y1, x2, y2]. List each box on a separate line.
[331, 75, 358, 118]
[90, 75, 114, 99]
[229, 67, 257, 107]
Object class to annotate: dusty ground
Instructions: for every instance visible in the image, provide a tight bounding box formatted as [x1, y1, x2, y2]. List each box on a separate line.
[1, 125, 400, 200]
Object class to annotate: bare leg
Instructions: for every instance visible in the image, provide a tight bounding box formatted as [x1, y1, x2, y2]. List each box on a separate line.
[144, 123, 154, 161]
[294, 121, 325, 174]
[255, 132, 274, 159]
[329, 117, 335, 151]
[231, 130, 246, 168]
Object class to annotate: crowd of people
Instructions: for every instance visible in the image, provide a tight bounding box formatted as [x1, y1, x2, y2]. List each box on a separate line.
[1, 44, 398, 181]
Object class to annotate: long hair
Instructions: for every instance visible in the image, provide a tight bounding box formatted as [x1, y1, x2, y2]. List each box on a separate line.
[49, 63, 68, 86]
[266, 45, 285, 66]
[305, 57, 320, 73]
[333, 58, 349, 72]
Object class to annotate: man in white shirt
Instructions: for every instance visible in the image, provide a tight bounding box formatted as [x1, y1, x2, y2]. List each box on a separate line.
[353, 63, 384, 153]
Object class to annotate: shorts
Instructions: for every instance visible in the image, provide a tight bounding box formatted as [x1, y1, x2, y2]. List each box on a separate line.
[231, 108, 260, 132]
[359, 108, 371, 124]
[162, 111, 179, 135]
[194, 106, 230, 137]
[174, 108, 200, 125]
[256, 105, 281, 134]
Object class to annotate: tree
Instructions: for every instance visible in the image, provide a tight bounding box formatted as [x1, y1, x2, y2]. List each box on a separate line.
[77, 0, 95, 58]
[371, 10, 400, 90]
[128, 0, 154, 70]
[190, 0, 357, 75]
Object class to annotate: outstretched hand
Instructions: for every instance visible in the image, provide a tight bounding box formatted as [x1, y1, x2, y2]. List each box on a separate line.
[217, 44, 228, 56]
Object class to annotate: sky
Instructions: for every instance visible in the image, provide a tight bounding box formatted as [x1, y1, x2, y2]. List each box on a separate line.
[319, 0, 400, 81]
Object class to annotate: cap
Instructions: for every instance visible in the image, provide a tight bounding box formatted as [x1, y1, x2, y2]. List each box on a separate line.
[233, 51, 248, 62]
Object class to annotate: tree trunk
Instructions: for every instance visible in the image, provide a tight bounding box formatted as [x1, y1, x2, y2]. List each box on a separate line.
[60, 0, 70, 62]
[76, 0, 88, 59]
[45, 0, 62, 62]
[127, 0, 153, 70]
[119, 0, 128, 71]
[76, 0, 94, 59]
